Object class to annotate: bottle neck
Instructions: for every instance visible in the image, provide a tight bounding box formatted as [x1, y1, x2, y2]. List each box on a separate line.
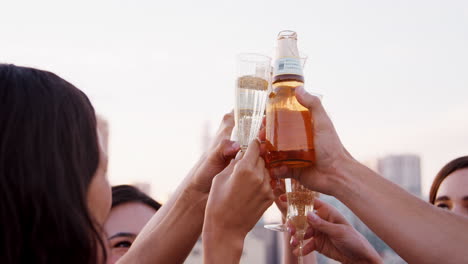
[273, 38, 303, 79]
[276, 38, 300, 58]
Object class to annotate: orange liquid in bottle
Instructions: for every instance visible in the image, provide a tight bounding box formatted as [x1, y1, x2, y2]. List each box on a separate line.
[265, 75, 315, 169]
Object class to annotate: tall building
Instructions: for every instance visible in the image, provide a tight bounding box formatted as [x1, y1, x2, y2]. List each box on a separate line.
[378, 154, 422, 197]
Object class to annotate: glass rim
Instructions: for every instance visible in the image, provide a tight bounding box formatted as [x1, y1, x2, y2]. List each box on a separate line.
[237, 53, 272, 63]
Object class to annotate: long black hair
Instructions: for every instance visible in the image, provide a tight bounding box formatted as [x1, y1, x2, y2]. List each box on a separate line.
[112, 185, 162, 211]
[0, 64, 107, 263]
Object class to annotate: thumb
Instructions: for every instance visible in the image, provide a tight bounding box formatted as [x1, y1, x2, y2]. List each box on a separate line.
[206, 139, 240, 165]
[307, 211, 339, 236]
[295, 86, 339, 135]
[295, 86, 324, 114]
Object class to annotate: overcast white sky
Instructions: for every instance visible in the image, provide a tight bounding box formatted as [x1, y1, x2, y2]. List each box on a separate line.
[1, 0, 467, 206]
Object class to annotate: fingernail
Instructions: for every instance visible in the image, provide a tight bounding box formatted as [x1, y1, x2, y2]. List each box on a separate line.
[308, 211, 318, 222]
[290, 236, 298, 247]
[231, 142, 240, 150]
[235, 150, 244, 160]
[287, 226, 292, 234]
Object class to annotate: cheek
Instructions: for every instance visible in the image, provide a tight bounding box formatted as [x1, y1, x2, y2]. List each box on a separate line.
[102, 177, 112, 218]
[107, 250, 127, 264]
[87, 174, 112, 225]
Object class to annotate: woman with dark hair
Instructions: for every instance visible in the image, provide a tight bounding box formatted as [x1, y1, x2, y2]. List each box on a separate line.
[0, 64, 271, 264]
[0, 64, 111, 263]
[105, 185, 162, 263]
[429, 156, 468, 216]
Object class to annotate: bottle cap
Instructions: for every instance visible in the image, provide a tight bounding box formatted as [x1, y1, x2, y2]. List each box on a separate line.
[277, 30, 297, 40]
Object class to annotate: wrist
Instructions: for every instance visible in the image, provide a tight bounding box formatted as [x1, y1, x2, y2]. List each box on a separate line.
[329, 155, 378, 204]
[202, 222, 245, 263]
[183, 183, 209, 211]
[327, 155, 359, 198]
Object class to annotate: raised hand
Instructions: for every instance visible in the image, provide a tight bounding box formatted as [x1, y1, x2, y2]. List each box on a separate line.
[288, 199, 381, 264]
[271, 87, 353, 195]
[203, 140, 275, 263]
[190, 111, 240, 194]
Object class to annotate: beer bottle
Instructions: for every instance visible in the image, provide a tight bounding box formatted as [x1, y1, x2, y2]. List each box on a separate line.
[265, 30, 315, 169]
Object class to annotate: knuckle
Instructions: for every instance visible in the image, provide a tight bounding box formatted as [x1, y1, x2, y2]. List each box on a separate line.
[252, 174, 263, 185]
[310, 94, 321, 105]
[235, 163, 253, 175]
[222, 113, 234, 124]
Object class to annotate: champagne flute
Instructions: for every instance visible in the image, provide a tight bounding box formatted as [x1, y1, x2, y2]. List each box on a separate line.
[286, 178, 316, 264]
[233, 53, 271, 151]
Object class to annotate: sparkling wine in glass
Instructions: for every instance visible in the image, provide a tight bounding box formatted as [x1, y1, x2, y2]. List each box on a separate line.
[234, 53, 271, 150]
[286, 178, 315, 263]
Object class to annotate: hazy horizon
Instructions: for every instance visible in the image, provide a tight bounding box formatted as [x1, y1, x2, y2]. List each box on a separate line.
[2, 0, 467, 215]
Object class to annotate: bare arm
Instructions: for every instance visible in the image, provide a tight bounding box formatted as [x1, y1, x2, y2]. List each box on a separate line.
[333, 159, 468, 264]
[118, 113, 239, 264]
[274, 87, 468, 264]
[203, 140, 275, 263]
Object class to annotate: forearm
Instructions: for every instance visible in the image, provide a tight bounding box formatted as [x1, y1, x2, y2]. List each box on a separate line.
[334, 158, 468, 264]
[119, 185, 207, 264]
[202, 227, 245, 264]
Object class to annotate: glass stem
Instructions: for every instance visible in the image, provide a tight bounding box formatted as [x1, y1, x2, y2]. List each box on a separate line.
[297, 230, 305, 264]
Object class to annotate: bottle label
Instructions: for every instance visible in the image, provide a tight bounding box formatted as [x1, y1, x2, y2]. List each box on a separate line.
[274, 58, 303, 76]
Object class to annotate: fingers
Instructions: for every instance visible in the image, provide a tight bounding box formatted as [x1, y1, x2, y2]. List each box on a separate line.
[274, 193, 287, 216]
[272, 186, 284, 198]
[295, 86, 339, 136]
[295, 86, 324, 117]
[303, 224, 315, 240]
[314, 199, 350, 225]
[270, 165, 289, 179]
[211, 111, 235, 147]
[242, 139, 261, 165]
[293, 238, 317, 256]
[216, 139, 240, 160]
[259, 140, 267, 160]
[259, 163, 275, 201]
[258, 116, 266, 141]
[215, 158, 239, 182]
[286, 220, 296, 236]
[306, 211, 341, 237]
[219, 111, 235, 132]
